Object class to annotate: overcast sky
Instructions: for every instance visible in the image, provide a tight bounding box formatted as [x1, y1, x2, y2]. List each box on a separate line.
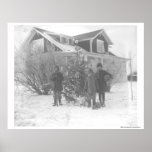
[14, 24, 137, 71]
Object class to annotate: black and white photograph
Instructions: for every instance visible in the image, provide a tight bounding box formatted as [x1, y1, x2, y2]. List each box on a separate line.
[8, 23, 144, 129]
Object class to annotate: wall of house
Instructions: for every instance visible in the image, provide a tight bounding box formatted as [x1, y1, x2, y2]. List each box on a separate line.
[86, 55, 127, 83]
[92, 34, 109, 53]
[77, 40, 90, 52]
[102, 57, 127, 83]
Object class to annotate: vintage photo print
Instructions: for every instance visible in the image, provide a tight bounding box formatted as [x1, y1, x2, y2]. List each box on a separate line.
[8, 23, 144, 129]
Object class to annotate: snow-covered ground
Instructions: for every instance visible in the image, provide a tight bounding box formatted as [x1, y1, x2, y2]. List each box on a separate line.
[14, 82, 137, 129]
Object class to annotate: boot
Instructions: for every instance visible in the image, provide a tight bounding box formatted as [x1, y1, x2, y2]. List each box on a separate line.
[101, 101, 106, 107]
[53, 100, 57, 106]
[59, 100, 62, 105]
[87, 100, 91, 108]
[53, 98, 58, 106]
[92, 105, 98, 110]
[102, 103, 106, 107]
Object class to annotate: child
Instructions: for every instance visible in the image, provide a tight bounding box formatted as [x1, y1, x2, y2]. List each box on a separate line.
[95, 63, 112, 107]
[85, 68, 97, 110]
[51, 65, 64, 106]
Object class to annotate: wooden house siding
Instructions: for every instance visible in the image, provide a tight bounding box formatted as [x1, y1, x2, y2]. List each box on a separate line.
[76, 34, 109, 53]
[92, 34, 109, 53]
[77, 40, 90, 52]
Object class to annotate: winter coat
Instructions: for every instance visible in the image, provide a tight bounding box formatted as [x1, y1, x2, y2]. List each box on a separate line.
[85, 73, 96, 96]
[95, 69, 112, 93]
[51, 71, 64, 92]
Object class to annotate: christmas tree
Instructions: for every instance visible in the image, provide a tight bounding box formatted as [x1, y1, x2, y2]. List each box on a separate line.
[63, 52, 87, 103]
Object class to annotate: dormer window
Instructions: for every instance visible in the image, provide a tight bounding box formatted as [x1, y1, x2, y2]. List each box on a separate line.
[69, 38, 74, 45]
[60, 36, 74, 45]
[60, 36, 67, 44]
[97, 39, 105, 53]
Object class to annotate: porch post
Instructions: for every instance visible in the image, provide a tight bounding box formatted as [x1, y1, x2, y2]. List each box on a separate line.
[90, 39, 93, 53]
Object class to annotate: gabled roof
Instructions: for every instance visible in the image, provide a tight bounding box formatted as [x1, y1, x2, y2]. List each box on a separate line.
[34, 27, 72, 38]
[73, 29, 113, 45]
[108, 51, 116, 56]
[34, 27, 113, 45]
[21, 27, 128, 60]
[32, 27, 77, 52]
[73, 29, 103, 40]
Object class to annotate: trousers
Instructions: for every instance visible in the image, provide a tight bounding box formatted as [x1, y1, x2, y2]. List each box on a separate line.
[86, 93, 96, 107]
[53, 91, 62, 105]
[98, 92, 105, 104]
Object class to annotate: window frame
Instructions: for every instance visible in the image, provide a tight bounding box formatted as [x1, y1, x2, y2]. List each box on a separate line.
[97, 39, 105, 53]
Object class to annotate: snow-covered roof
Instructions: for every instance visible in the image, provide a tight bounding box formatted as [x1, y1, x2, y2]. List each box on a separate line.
[74, 29, 102, 40]
[33, 27, 77, 52]
[73, 29, 113, 45]
[22, 27, 127, 60]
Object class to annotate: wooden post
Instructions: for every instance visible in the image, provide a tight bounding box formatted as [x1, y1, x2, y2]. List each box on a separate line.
[90, 39, 93, 53]
[130, 57, 133, 101]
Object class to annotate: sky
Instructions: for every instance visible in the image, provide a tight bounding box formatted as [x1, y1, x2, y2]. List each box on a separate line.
[14, 24, 137, 71]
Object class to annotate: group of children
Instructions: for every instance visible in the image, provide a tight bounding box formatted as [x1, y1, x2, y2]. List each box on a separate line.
[51, 63, 112, 109]
[84, 63, 112, 109]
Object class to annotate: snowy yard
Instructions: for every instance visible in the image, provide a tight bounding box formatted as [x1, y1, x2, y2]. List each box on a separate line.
[14, 82, 137, 129]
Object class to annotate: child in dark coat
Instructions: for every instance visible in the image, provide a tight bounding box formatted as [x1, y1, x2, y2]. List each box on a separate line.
[95, 63, 112, 107]
[85, 68, 97, 110]
[51, 65, 64, 106]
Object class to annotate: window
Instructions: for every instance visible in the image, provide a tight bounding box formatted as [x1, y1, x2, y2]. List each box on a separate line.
[60, 36, 74, 45]
[69, 38, 74, 45]
[97, 39, 105, 53]
[60, 36, 70, 44]
[60, 37, 66, 43]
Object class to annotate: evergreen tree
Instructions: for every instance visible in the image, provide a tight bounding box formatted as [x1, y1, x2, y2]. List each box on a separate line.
[63, 52, 87, 103]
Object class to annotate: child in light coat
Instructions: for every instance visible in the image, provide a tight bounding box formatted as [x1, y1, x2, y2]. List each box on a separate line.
[85, 68, 97, 109]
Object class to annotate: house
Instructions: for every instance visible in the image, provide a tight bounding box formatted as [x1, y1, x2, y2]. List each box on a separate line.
[21, 27, 129, 84]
